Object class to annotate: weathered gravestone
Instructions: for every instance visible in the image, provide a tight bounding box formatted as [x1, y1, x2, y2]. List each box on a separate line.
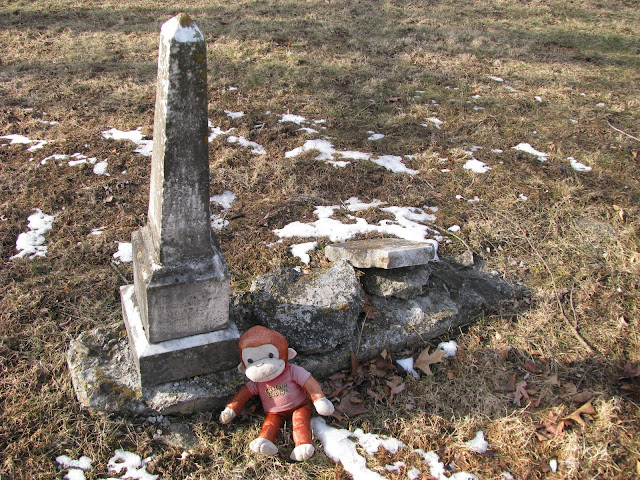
[122, 13, 240, 387]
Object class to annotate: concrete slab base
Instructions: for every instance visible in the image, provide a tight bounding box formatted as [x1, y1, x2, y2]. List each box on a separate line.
[325, 238, 437, 269]
[121, 285, 240, 387]
[68, 259, 526, 416]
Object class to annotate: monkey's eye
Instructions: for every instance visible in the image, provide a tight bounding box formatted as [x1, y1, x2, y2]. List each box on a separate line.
[268, 353, 274, 358]
[247, 359, 254, 364]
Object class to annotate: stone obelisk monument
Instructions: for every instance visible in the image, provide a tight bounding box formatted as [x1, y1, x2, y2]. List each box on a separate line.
[121, 13, 239, 387]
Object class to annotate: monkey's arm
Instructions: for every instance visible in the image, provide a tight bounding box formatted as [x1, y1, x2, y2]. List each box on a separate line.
[220, 385, 254, 424]
[303, 376, 335, 416]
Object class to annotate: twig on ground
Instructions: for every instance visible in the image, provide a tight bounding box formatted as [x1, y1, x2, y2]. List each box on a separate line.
[110, 261, 130, 285]
[607, 120, 640, 143]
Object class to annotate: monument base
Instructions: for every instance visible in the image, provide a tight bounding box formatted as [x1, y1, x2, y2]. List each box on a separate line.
[121, 285, 240, 387]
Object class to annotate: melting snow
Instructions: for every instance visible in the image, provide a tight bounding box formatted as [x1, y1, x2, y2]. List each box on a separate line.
[102, 128, 153, 156]
[464, 431, 489, 453]
[285, 139, 417, 174]
[11, 209, 55, 259]
[113, 242, 133, 263]
[224, 110, 244, 119]
[486, 75, 504, 82]
[463, 158, 491, 173]
[438, 340, 458, 358]
[367, 132, 385, 140]
[422, 117, 443, 129]
[274, 197, 438, 245]
[567, 156, 592, 172]
[280, 114, 307, 125]
[290, 241, 318, 264]
[511, 143, 548, 162]
[0, 134, 48, 151]
[311, 418, 405, 480]
[397, 357, 419, 378]
[226, 135, 266, 155]
[57, 451, 157, 480]
[210, 190, 236, 211]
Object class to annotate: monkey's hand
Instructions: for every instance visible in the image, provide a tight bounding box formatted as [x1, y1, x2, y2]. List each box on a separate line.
[219, 407, 237, 424]
[313, 397, 335, 416]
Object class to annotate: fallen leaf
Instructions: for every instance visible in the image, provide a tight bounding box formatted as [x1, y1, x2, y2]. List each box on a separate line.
[336, 392, 368, 417]
[447, 369, 455, 380]
[414, 347, 446, 376]
[366, 388, 384, 402]
[524, 361, 542, 374]
[563, 382, 578, 395]
[513, 381, 529, 407]
[621, 384, 640, 396]
[571, 391, 595, 403]
[560, 400, 596, 428]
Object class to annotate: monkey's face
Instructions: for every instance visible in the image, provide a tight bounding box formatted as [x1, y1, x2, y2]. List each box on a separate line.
[241, 343, 286, 382]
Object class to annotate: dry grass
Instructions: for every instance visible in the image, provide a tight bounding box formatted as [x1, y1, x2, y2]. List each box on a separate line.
[1, 0, 639, 478]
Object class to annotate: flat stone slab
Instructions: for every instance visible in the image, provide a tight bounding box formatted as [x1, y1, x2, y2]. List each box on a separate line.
[121, 285, 240, 387]
[325, 238, 437, 269]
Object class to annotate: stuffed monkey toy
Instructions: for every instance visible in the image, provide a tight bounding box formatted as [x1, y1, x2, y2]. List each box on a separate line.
[219, 326, 335, 461]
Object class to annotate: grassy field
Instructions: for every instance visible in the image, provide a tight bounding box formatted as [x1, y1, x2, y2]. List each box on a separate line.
[1, 0, 639, 478]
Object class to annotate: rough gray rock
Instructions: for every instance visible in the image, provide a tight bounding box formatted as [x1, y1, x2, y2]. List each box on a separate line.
[361, 265, 431, 299]
[250, 259, 364, 354]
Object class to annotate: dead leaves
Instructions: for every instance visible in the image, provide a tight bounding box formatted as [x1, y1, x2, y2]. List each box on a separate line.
[324, 351, 405, 420]
[414, 347, 446, 376]
[536, 400, 598, 441]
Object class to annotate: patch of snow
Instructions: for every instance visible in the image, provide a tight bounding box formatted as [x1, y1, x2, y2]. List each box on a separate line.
[210, 190, 236, 211]
[463, 158, 491, 173]
[280, 114, 307, 125]
[0, 134, 49, 151]
[596, 102, 605, 108]
[501, 472, 515, 480]
[397, 357, 419, 378]
[226, 135, 266, 155]
[491, 149, 503, 154]
[224, 110, 244, 119]
[228, 86, 238, 91]
[519, 194, 529, 201]
[512, 142, 548, 162]
[93, 159, 109, 176]
[407, 467, 422, 479]
[465, 431, 488, 453]
[487, 75, 504, 82]
[208, 123, 235, 142]
[567, 156, 592, 172]
[352, 428, 406, 456]
[89, 227, 106, 236]
[299, 127, 319, 134]
[550, 459, 558, 473]
[107, 450, 158, 480]
[535, 96, 543, 102]
[274, 197, 438, 245]
[438, 340, 457, 358]
[211, 215, 228, 230]
[385, 461, 405, 472]
[113, 242, 133, 264]
[102, 128, 152, 156]
[56, 455, 93, 471]
[161, 15, 203, 43]
[290, 241, 318, 264]
[11, 209, 55, 259]
[570, 119, 578, 124]
[447, 225, 460, 233]
[63, 470, 86, 480]
[372, 155, 418, 175]
[311, 418, 404, 480]
[367, 132, 385, 141]
[422, 117, 443, 129]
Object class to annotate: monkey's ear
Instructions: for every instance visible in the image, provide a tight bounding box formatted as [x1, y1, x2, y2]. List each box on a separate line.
[288, 348, 297, 360]
[237, 362, 246, 374]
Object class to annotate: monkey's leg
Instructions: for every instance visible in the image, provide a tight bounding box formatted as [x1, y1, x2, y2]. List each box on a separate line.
[290, 402, 315, 461]
[249, 413, 284, 456]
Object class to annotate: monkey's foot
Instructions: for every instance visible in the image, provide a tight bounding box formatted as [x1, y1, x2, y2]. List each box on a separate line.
[249, 438, 278, 456]
[290, 444, 315, 461]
